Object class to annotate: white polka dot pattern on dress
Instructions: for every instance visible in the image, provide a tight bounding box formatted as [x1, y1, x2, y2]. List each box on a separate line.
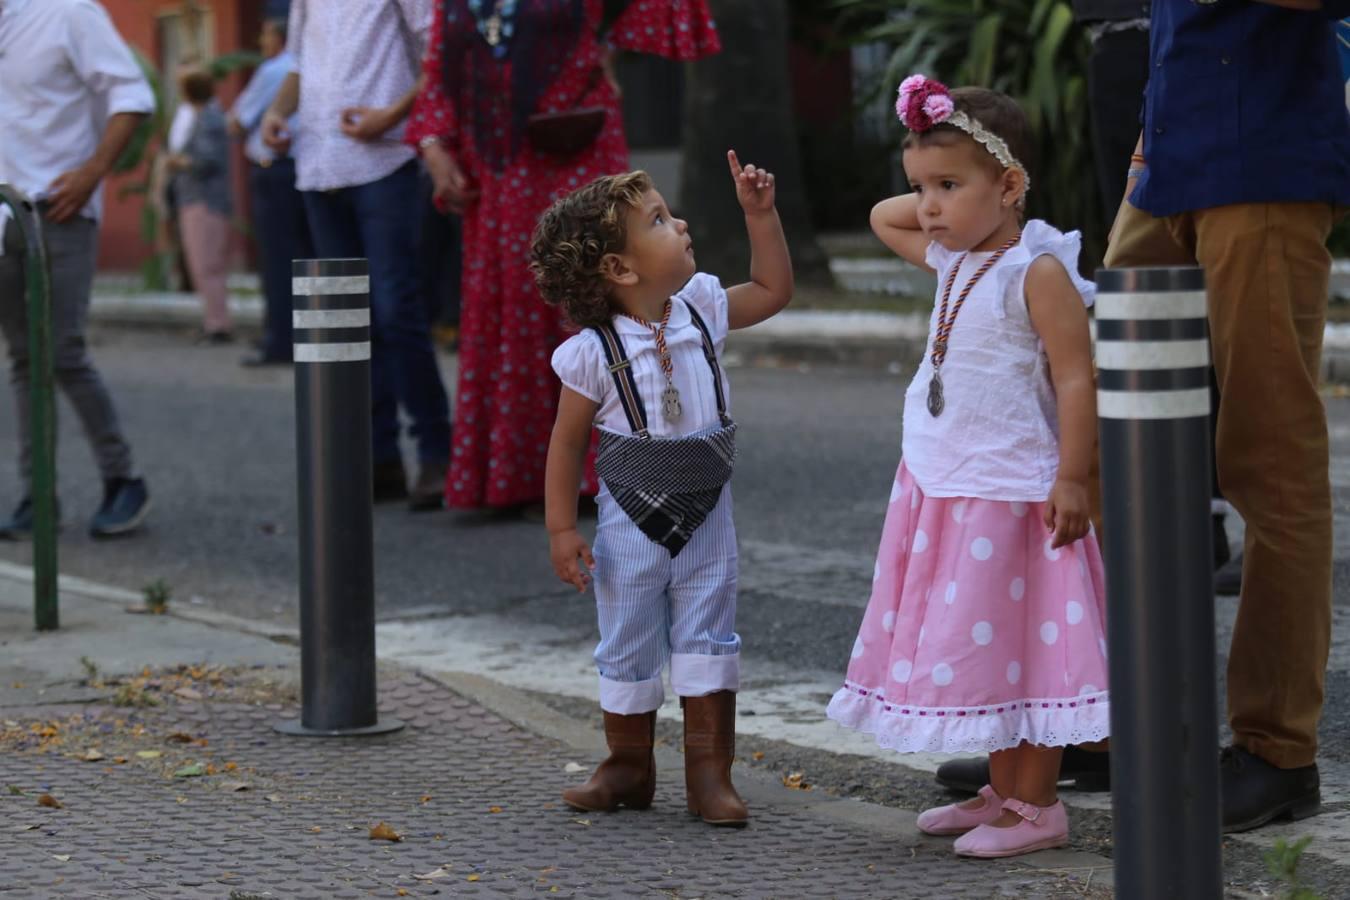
[882, 610, 896, 632]
[1040, 621, 1059, 645]
[890, 479, 903, 503]
[944, 581, 957, 605]
[1010, 577, 1025, 601]
[1010, 501, 1028, 518]
[913, 530, 929, 553]
[952, 500, 967, 523]
[851, 636, 865, 659]
[931, 663, 954, 686]
[970, 537, 993, 560]
[1044, 539, 1061, 561]
[1066, 600, 1084, 625]
[873, 561, 880, 583]
[1007, 661, 1022, 684]
[892, 659, 913, 683]
[1100, 637, 1108, 659]
[918, 626, 926, 646]
[911, 488, 920, 510]
[971, 621, 994, 645]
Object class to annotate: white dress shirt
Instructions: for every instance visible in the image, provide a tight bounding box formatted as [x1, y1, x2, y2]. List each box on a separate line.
[551, 274, 734, 440]
[287, 0, 433, 192]
[0, 0, 154, 222]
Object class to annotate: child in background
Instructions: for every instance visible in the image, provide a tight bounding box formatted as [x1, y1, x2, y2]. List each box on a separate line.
[826, 76, 1109, 859]
[531, 153, 792, 826]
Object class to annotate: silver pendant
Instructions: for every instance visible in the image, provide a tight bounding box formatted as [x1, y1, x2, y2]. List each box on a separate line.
[661, 383, 683, 422]
[927, 373, 945, 417]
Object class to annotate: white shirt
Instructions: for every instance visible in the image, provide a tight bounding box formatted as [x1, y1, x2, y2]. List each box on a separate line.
[0, 0, 154, 222]
[167, 103, 197, 154]
[551, 274, 733, 439]
[901, 220, 1097, 502]
[287, 0, 432, 191]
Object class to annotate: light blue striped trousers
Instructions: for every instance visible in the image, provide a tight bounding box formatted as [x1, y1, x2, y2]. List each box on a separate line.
[591, 483, 741, 714]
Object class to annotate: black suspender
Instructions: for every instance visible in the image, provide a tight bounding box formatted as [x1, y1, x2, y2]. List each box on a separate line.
[593, 322, 649, 437]
[592, 298, 728, 437]
[684, 303, 731, 427]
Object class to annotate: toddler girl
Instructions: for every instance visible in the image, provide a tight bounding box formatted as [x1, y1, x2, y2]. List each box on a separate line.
[532, 153, 792, 826]
[827, 76, 1110, 859]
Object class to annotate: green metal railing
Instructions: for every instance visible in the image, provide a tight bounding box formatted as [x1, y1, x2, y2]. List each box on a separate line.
[0, 184, 58, 630]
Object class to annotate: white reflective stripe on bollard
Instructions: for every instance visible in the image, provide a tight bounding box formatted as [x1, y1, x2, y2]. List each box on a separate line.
[1098, 387, 1210, 420]
[294, 342, 372, 363]
[292, 308, 372, 329]
[1095, 290, 1207, 320]
[291, 275, 371, 296]
[1095, 339, 1210, 370]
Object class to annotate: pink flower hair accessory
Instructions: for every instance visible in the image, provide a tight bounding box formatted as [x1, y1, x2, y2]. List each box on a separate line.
[895, 75, 955, 133]
[894, 73, 1032, 196]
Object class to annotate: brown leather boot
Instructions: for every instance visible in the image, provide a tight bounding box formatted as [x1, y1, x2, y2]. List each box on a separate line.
[682, 691, 749, 826]
[561, 710, 656, 812]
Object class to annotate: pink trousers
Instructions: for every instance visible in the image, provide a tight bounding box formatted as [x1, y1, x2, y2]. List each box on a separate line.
[178, 203, 231, 333]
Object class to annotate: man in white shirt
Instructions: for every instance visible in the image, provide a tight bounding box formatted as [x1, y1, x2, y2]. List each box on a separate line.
[262, 0, 451, 511]
[0, 0, 152, 538]
[228, 17, 312, 367]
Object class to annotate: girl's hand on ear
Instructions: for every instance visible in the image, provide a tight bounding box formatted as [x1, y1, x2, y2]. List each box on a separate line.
[1045, 478, 1090, 549]
[727, 150, 776, 216]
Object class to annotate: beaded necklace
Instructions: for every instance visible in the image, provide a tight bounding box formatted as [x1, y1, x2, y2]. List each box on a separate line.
[927, 232, 1021, 417]
[624, 299, 683, 422]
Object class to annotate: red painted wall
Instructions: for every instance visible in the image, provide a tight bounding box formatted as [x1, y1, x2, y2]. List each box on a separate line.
[98, 0, 256, 272]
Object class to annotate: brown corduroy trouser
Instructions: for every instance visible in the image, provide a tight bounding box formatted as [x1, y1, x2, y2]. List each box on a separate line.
[1100, 199, 1335, 769]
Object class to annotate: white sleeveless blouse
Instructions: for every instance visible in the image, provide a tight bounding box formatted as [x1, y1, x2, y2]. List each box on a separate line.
[901, 220, 1096, 502]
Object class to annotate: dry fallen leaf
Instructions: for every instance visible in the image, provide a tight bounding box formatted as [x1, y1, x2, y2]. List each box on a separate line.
[418, 794, 432, 804]
[571, 818, 591, 826]
[264, 794, 283, 803]
[174, 687, 203, 701]
[135, 750, 161, 760]
[166, 732, 194, 744]
[397, 890, 409, 897]
[488, 806, 503, 814]
[37, 794, 62, 809]
[220, 781, 249, 792]
[562, 762, 587, 774]
[223, 762, 238, 772]
[369, 822, 402, 842]
[308, 826, 321, 833]
[782, 771, 811, 791]
[51, 854, 71, 862]
[751, 751, 765, 761]
[415, 867, 452, 881]
[112, 757, 127, 765]
[466, 874, 480, 882]
[81, 749, 104, 762]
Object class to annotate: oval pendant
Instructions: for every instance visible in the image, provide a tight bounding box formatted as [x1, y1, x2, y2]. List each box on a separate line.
[927, 374, 945, 417]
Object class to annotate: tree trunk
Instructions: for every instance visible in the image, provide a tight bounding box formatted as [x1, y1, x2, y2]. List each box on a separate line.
[678, 0, 832, 287]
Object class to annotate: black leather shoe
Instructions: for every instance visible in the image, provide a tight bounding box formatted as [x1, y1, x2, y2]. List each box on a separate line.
[1221, 745, 1320, 833]
[373, 461, 409, 503]
[89, 477, 150, 538]
[935, 745, 1112, 794]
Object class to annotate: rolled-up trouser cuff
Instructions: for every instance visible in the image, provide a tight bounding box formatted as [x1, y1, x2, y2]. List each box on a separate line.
[598, 674, 665, 714]
[671, 652, 740, 697]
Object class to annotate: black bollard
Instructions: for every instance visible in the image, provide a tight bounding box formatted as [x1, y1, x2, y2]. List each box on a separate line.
[275, 258, 403, 737]
[1096, 266, 1221, 899]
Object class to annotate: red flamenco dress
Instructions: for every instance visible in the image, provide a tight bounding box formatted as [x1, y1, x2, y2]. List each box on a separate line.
[406, 0, 721, 509]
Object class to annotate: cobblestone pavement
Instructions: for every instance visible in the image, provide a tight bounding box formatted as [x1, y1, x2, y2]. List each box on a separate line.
[0, 667, 1107, 899]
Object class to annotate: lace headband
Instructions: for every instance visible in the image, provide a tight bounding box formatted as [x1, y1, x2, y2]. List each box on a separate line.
[895, 75, 1031, 195]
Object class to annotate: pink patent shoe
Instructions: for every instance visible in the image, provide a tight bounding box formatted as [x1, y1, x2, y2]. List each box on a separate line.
[916, 784, 1004, 836]
[953, 798, 1070, 858]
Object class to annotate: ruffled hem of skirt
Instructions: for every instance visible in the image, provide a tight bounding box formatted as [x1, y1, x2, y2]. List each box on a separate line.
[825, 680, 1110, 755]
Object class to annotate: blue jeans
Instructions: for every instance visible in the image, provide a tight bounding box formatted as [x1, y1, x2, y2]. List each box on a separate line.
[250, 158, 313, 360]
[302, 162, 451, 466]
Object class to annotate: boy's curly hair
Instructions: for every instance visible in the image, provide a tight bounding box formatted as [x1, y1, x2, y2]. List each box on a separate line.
[530, 171, 653, 330]
[902, 87, 1034, 185]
